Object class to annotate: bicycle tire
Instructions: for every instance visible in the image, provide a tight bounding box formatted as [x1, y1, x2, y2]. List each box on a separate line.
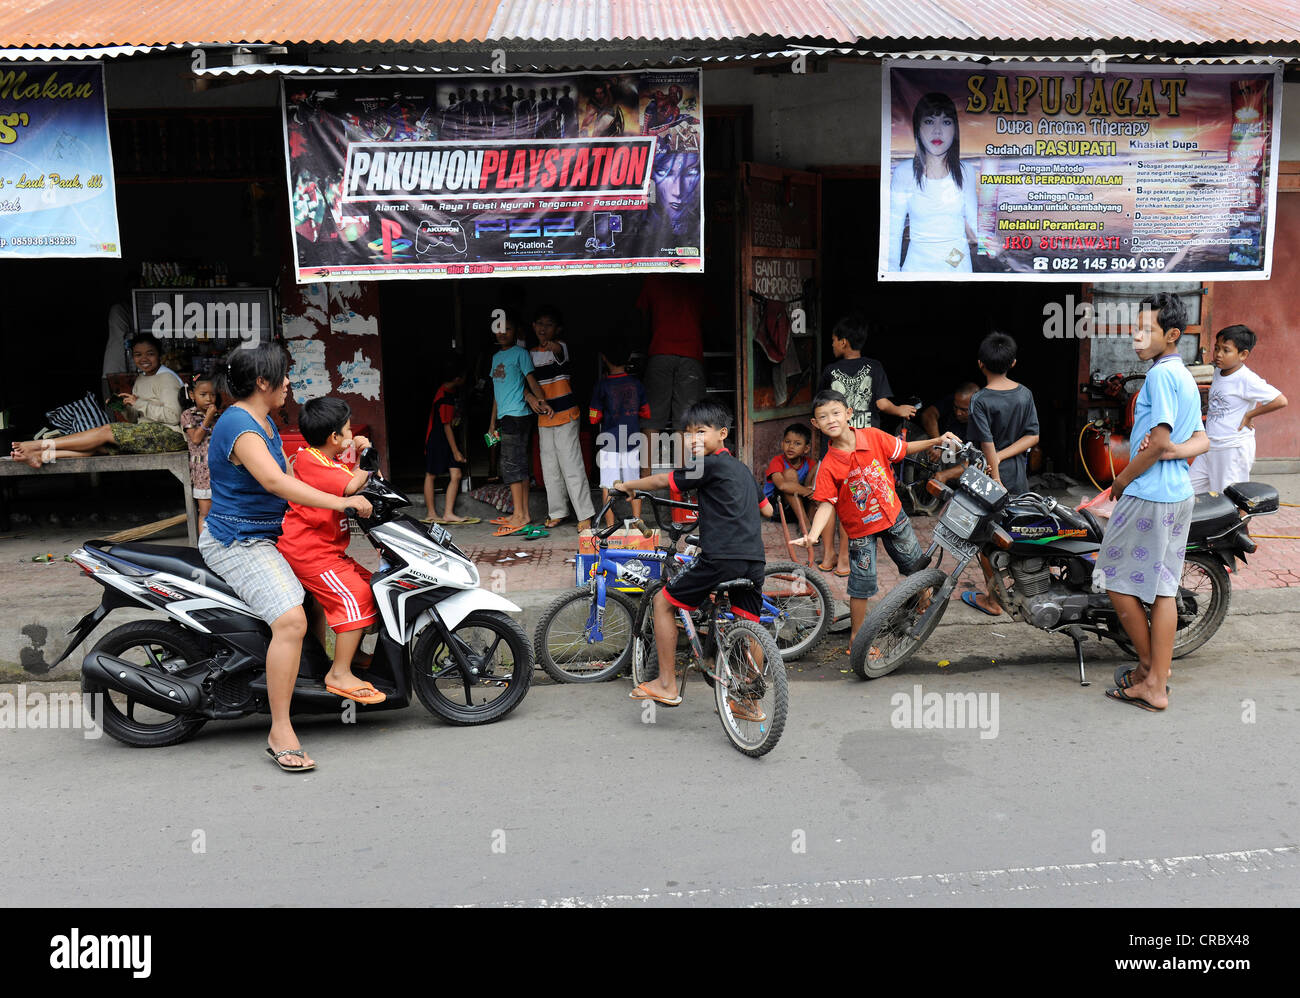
[534, 587, 638, 683]
[713, 619, 788, 758]
[762, 560, 832, 660]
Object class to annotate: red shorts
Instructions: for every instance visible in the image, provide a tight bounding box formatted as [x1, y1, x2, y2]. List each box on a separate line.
[300, 559, 377, 632]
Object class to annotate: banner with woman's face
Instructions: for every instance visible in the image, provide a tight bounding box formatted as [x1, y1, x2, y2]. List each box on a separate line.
[878, 58, 1283, 282]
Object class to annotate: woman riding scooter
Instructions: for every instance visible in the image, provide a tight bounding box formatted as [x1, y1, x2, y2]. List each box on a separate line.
[199, 343, 372, 772]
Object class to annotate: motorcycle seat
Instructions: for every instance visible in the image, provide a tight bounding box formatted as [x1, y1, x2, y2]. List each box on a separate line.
[87, 540, 239, 598]
[1188, 492, 1240, 542]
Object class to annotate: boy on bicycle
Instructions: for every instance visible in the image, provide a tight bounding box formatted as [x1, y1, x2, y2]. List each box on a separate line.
[612, 401, 767, 720]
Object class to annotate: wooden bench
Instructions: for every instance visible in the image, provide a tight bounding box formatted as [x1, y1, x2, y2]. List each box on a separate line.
[0, 450, 198, 544]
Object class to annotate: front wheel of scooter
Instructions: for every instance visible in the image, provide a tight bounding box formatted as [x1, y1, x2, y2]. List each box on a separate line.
[411, 610, 532, 725]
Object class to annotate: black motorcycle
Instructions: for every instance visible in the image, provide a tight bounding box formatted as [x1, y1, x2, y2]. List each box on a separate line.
[851, 442, 1278, 684]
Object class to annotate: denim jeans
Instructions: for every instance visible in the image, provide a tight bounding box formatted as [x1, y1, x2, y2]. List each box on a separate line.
[846, 508, 926, 600]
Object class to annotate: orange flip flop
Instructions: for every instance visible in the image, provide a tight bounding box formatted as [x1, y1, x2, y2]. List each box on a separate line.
[492, 524, 526, 537]
[326, 683, 386, 705]
[628, 683, 682, 707]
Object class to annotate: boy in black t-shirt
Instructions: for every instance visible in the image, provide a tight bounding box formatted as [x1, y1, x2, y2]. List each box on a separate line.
[613, 401, 767, 720]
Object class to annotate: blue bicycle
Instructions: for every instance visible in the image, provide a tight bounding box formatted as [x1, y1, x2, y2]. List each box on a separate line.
[533, 492, 831, 684]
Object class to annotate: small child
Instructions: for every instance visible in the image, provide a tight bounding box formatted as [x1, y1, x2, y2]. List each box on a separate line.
[423, 366, 477, 524]
[179, 374, 219, 532]
[964, 331, 1041, 615]
[1190, 324, 1288, 493]
[589, 340, 651, 528]
[764, 423, 818, 531]
[277, 397, 385, 705]
[793, 390, 960, 645]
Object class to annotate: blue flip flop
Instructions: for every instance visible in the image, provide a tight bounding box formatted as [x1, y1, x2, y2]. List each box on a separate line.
[960, 590, 1000, 616]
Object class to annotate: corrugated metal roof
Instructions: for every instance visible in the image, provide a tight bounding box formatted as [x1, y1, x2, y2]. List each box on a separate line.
[192, 49, 1289, 80]
[3, 1, 1299, 49]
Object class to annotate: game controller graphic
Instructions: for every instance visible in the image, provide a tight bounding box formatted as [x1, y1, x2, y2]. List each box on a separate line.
[415, 219, 467, 256]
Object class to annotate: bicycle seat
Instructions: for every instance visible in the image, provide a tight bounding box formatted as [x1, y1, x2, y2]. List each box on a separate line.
[716, 577, 756, 592]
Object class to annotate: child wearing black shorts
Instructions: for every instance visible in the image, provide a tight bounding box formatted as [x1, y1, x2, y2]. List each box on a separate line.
[423, 369, 477, 524]
[613, 400, 767, 721]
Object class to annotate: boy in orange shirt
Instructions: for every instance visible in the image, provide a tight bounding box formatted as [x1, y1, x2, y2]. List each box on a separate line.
[793, 390, 961, 644]
[278, 397, 385, 705]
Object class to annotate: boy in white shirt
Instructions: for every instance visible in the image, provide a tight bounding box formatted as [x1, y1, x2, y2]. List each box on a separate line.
[1190, 324, 1288, 493]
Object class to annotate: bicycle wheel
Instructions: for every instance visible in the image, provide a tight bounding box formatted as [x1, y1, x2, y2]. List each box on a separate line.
[761, 560, 832, 660]
[713, 619, 787, 757]
[534, 587, 638, 683]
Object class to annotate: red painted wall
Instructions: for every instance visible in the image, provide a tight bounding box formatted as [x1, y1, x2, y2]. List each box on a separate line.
[1210, 194, 1300, 460]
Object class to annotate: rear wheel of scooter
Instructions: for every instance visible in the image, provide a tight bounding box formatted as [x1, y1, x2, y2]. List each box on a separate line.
[412, 610, 532, 725]
[1108, 553, 1231, 662]
[82, 621, 209, 747]
[850, 568, 950, 679]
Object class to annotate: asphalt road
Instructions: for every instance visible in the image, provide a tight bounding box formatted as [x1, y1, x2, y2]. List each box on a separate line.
[3, 589, 1298, 907]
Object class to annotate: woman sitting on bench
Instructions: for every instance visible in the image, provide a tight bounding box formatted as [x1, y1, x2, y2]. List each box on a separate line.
[10, 334, 186, 468]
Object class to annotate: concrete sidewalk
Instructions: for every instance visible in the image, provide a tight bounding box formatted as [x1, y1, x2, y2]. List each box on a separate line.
[3, 473, 1299, 680]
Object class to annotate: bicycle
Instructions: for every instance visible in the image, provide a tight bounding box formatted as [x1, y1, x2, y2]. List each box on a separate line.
[534, 490, 831, 681]
[532, 495, 667, 683]
[626, 491, 788, 757]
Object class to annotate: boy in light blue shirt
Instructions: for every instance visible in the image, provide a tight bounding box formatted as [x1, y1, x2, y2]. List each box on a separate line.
[487, 311, 552, 534]
[1099, 292, 1208, 713]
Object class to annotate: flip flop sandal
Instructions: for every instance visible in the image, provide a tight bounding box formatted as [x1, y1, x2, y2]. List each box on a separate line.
[628, 683, 682, 707]
[833, 569, 851, 578]
[490, 516, 513, 526]
[960, 590, 1001, 617]
[1104, 686, 1165, 712]
[544, 517, 569, 529]
[492, 525, 527, 537]
[266, 747, 316, 772]
[325, 683, 387, 705]
[727, 698, 767, 723]
[520, 526, 550, 540]
[1114, 666, 1169, 694]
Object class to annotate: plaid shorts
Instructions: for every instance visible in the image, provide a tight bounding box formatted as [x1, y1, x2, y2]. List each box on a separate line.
[198, 529, 304, 624]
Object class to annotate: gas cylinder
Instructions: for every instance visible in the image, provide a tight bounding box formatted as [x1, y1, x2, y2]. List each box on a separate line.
[1082, 427, 1130, 485]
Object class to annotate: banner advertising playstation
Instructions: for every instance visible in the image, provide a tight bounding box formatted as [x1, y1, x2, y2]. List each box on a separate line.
[0, 62, 120, 259]
[282, 71, 703, 282]
[879, 59, 1282, 282]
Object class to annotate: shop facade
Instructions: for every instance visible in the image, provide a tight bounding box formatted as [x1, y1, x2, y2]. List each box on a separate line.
[4, 20, 1300, 499]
